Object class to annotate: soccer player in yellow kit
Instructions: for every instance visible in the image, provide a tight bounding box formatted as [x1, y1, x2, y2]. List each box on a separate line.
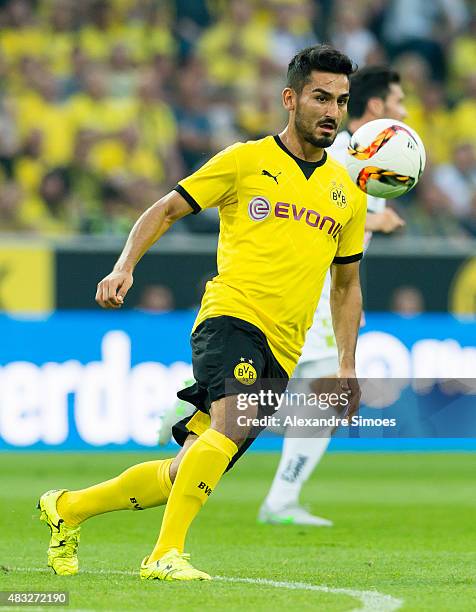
[38, 45, 366, 581]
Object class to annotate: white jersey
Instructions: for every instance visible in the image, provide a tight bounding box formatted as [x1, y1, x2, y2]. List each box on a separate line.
[298, 130, 384, 365]
[298, 270, 335, 363]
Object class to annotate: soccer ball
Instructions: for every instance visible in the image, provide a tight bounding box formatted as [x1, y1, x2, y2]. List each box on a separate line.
[345, 119, 426, 198]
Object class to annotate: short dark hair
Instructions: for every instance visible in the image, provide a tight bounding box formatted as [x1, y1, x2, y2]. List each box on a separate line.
[348, 66, 401, 119]
[287, 45, 356, 94]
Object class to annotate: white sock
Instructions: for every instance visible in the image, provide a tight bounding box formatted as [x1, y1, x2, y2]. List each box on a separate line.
[264, 434, 331, 511]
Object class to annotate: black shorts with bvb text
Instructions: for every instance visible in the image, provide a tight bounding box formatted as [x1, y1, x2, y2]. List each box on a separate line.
[172, 315, 289, 470]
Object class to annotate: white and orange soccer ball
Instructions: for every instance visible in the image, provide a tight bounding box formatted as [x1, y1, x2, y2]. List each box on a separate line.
[345, 119, 426, 198]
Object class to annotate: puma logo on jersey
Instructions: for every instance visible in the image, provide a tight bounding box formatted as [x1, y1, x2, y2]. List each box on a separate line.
[261, 169, 281, 184]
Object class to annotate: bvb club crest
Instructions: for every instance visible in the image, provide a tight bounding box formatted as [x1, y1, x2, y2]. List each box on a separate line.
[330, 182, 347, 208]
[234, 358, 257, 385]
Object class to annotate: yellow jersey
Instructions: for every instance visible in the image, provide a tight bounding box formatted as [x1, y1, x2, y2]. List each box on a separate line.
[176, 135, 366, 376]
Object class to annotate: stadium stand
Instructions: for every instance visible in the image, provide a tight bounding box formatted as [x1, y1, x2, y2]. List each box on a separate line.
[0, 0, 474, 237]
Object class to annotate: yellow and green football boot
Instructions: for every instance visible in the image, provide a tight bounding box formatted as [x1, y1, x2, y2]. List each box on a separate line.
[37, 489, 80, 576]
[140, 549, 211, 581]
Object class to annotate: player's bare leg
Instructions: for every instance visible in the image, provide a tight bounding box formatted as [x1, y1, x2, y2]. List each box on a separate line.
[141, 395, 258, 581]
[169, 434, 198, 481]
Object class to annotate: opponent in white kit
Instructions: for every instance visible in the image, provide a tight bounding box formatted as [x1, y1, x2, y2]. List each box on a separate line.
[258, 65, 407, 526]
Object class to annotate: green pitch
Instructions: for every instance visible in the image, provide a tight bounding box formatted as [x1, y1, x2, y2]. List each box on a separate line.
[1, 452, 474, 611]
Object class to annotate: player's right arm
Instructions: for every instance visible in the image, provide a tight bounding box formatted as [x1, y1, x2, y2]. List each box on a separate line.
[96, 143, 239, 309]
[95, 190, 193, 309]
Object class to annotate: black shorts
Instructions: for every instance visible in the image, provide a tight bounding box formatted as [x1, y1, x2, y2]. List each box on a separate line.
[172, 315, 289, 470]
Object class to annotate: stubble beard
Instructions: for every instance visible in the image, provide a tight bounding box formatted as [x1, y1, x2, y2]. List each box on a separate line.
[295, 104, 336, 149]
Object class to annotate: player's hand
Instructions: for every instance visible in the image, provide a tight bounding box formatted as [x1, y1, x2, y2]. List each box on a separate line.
[337, 368, 361, 420]
[377, 208, 405, 233]
[95, 270, 133, 309]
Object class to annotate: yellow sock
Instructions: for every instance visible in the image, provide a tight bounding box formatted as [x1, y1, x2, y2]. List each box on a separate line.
[57, 458, 173, 527]
[148, 429, 237, 562]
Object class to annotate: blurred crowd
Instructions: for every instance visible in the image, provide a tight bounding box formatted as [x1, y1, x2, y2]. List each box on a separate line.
[0, 0, 475, 238]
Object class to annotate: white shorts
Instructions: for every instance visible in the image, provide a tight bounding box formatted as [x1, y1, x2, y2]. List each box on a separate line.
[293, 355, 339, 381]
[267, 354, 339, 435]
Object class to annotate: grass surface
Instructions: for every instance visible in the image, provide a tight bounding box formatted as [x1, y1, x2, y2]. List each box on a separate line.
[0, 452, 474, 611]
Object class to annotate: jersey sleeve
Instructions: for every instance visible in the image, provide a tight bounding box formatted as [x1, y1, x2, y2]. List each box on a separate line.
[333, 189, 366, 264]
[174, 144, 240, 214]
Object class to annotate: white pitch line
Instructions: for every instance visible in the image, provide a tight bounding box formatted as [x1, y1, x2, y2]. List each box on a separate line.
[10, 567, 403, 612]
[214, 576, 403, 612]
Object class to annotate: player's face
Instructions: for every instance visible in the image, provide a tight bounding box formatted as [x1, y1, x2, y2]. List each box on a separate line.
[292, 71, 350, 148]
[383, 83, 407, 121]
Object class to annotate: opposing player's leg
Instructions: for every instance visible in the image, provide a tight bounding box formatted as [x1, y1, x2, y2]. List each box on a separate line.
[259, 357, 337, 526]
[258, 436, 332, 526]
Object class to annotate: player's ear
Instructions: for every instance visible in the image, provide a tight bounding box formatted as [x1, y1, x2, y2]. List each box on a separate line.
[282, 87, 296, 111]
[367, 96, 385, 118]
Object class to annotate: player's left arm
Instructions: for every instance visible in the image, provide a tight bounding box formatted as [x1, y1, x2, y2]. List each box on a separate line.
[330, 261, 362, 417]
[330, 261, 362, 377]
[329, 185, 366, 415]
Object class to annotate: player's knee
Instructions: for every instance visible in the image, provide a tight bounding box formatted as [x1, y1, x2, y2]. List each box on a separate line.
[210, 396, 256, 447]
[209, 420, 250, 448]
[218, 429, 247, 448]
[209, 414, 249, 447]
